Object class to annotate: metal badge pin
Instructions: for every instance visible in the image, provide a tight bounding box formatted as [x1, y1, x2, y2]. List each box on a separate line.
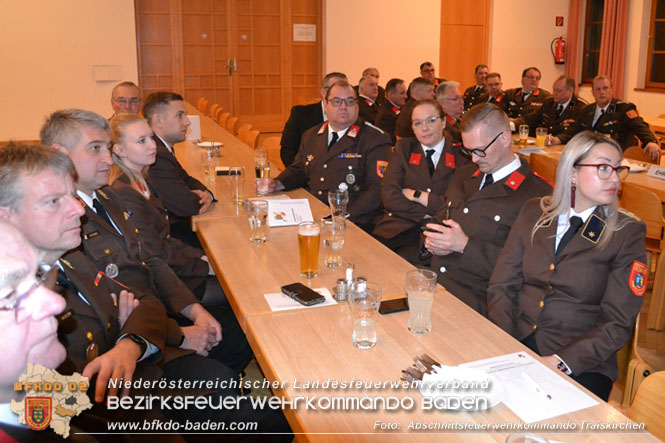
[346, 174, 356, 184]
[105, 263, 119, 279]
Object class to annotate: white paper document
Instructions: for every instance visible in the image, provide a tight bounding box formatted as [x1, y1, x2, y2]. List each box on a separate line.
[460, 352, 598, 423]
[267, 199, 314, 227]
[264, 288, 337, 312]
[187, 115, 202, 141]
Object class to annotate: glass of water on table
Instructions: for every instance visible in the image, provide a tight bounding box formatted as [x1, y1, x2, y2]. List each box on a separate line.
[255, 148, 271, 196]
[406, 269, 437, 334]
[349, 281, 382, 349]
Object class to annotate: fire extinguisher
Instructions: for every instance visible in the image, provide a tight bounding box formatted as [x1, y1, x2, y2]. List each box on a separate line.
[551, 36, 566, 64]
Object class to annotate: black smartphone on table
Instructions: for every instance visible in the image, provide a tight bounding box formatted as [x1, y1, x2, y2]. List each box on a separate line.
[379, 297, 409, 315]
[281, 283, 326, 306]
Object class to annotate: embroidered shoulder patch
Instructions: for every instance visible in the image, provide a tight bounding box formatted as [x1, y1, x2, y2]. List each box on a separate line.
[376, 160, 388, 178]
[626, 109, 638, 119]
[629, 260, 648, 296]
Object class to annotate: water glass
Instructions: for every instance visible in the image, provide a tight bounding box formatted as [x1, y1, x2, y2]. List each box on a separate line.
[321, 218, 346, 269]
[255, 148, 271, 196]
[349, 281, 382, 349]
[247, 200, 268, 243]
[406, 269, 437, 334]
[328, 190, 349, 219]
[201, 149, 216, 184]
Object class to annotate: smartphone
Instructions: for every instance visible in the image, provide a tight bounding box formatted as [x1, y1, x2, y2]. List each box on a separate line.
[281, 283, 326, 306]
[322, 213, 350, 221]
[379, 297, 409, 315]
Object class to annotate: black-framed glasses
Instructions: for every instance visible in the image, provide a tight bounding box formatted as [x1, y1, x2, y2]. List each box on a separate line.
[461, 131, 505, 158]
[113, 97, 141, 106]
[412, 116, 441, 129]
[574, 163, 630, 180]
[328, 97, 357, 107]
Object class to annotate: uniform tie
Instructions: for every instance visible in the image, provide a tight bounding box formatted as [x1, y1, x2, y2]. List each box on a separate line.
[56, 267, 79, 295]
[328, 131, 339, 149]
[425, 149, 436, 176]
[481, 173, 494, 190]
[593, 109, 605, 128]
[556, 216, 583, 255]
[93, 197, 113, 227]
[556, 104, 564, 117]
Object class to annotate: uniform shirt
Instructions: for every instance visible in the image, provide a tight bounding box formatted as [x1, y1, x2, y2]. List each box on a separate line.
[555, 206, 596, 251]
[77, 190, 122, 235]
[421, 138, 445, 169]
[592, 104, 610, 127]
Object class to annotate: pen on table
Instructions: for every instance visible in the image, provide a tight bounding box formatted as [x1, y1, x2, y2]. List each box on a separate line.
[521, 372, 552, 400]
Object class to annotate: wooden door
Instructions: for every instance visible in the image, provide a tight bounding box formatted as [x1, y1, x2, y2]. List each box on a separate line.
[135, 0, 322, 133]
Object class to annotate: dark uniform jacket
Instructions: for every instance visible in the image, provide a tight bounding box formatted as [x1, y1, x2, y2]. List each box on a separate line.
[514, 95, 587, 137]
[477, 92, 507, 112]
[443, 115, 463, 147]
[430, 158, 552, 315]
[374, 100, 401, 144]
[56, 250, 190, 374]
[78, 187, 198, 329]
[280, 101, 324, 167]
[463, 84, 485, 111]
[503, 87, 551, 119]
[358, 96, 379, 124]
[556, 98, 658, 150]
[110, 174, 208, 293]
[395, 99, 417, 139]
[276, 119, 391, 230]
[488, 199, 647, 381]
[373, 135, 469, 239]
[148, 135, 212, 222]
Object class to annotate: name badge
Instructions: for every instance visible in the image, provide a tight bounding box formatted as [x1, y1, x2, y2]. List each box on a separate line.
[338, 153, 362, 159]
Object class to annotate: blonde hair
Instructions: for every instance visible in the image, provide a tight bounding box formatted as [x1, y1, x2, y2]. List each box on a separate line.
[109, 113, 151, 198]
[532, 131, 631, 249]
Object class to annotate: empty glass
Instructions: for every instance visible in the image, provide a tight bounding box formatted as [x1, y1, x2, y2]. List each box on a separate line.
[349, 281, 382, 349]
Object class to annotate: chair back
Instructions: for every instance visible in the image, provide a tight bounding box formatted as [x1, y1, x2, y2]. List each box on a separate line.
[209, 104, 220, 118]
[215, 108, 224, 123]
[529, 153, 558, 186]
[626, 371, 665, 440]
[226, 116, 239, 135]
[619, 182, 664, 250]
[263, 136, 284, 172]
[198, 98, 209, 115]
[218, 112, 230, 128]
[625, 145, 660, 165]
[237, 124, 252, 143]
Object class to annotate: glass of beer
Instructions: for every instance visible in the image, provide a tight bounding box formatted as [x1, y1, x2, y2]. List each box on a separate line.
[519, 124, 529, 146]
[247, 199, 268, 243]
[406, 269, 437, 334]
[535, 127, 547, 147]
[298, 221, 320, 278]
[229, 166, 244, 205]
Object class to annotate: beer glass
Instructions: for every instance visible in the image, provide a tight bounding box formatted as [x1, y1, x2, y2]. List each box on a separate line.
[519, 124, 529, 147]
[247, 200, 268, 243]
[229, 166, 244, 205]
[349, 281, 382, 349]
[406, 269, 437, 334]
[298, 221, 320, 278]
[255, 148, 271, 196]
[321, 218, 346, 269]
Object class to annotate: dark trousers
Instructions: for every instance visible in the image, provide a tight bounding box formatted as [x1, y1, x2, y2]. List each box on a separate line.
[521, 333, 613, 401]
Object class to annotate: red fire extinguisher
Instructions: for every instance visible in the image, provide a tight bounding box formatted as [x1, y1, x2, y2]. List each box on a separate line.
[551, 36, 566, 64]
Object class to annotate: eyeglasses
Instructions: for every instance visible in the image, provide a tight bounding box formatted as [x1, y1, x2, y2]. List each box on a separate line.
[412, 116, 442, 129]
[523, 75, 541, 81]
[421, 68, 435, 73]
[328, 97, 358, 107]
[461, 131, 505, 158]
[574, 163, 630, 180]
[441, 96, 463, 102]
[0, 266, 48, 322]
[113, 98, 141, 106]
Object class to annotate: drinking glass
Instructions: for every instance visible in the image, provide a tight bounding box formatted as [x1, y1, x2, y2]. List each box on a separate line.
[406, 269, 437, 334]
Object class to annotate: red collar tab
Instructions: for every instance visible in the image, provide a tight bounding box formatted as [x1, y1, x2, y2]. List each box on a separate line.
[504, 171, 525, 190]
[348, 125, 360, 138]
[445, 153, 455, 169]
[318, 122, 328, 134]
[392, 106, 400, 115]
[445, 116, 455, 125]
[409, 153, 421, 165]
[472, 169, 481, 177]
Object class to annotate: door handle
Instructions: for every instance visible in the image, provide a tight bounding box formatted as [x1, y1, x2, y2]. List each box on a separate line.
[227, 59, 233, 76]
[233, 58, 238, 72]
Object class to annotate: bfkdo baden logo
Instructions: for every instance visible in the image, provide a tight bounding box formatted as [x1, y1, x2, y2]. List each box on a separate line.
[25, 397, 52, 431]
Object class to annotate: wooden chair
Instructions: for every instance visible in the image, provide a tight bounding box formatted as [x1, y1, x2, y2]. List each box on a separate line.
[217, 112, 230, 128]
[625, 145, 660, 165]
[209, 103, 220, 118]
[197, 97, 206, 112]
[647, 252, 665, 332]
[238, 125, 260, 149]
[624, 371, 665, 440]
[214, 108, 224, 124]
[237, 124, 252, 143]
[263, 136, 285, 173]
[529, 153, 558, 186]
[198, 98, 209, 115]
[226, 116, 239, 135]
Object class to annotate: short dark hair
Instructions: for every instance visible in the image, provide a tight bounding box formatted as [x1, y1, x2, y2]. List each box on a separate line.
[475, 64, 488, 73]
[385, 78, 405, 94]
[142, 91, 184, 124]
[555, 75, 576, 90]
[486, 72, 502, 81]
[325, 80, 356, 101]
[322, 72, 348, 89]
[420, 61, 434, 71]
[460, 103, 509, 134]
[522, 67, 541, 78]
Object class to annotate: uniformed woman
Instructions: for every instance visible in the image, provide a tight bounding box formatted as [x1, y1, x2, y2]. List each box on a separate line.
[487, 130, 647, 400]
[109, 113, 217, 301]
[372, 99, 468, 264]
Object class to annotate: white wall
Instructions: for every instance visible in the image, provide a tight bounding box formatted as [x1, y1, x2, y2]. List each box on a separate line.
[489, 0, 569, 92]
[323, 0, 441, 86]
[0, 1, 138, 140]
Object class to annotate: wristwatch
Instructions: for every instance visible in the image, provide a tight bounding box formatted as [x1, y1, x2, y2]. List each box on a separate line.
[413, 190, 422, 199]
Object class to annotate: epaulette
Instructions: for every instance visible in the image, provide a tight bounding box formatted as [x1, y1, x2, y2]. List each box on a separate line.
[616, 100, 629, 105]
[532, 172, 553, 187]
[364, 121, 385, 134]
[618, 208, 640, 220]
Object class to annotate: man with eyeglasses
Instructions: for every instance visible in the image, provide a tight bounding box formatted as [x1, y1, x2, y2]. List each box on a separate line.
[375, 78, 407, 144]
[477, 72, 506, 110]
[549, 75, 660, 161]
[110, 81, 142, 118]
[503, 67, 551, 120]
[463, 64, 489, 111]
[280, 72, 348, 167]
[266, 80, 391, 232]
[436, 81, 465, 147]
[512, 75, 587, 138]
[0, 220, 66, 438]
[423, 104, 551, 315]
[420, 61, 446, 89]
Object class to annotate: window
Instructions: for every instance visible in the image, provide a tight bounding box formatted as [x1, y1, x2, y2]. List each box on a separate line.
[646, 0, 665, 89]
[581, 0, 604, 84]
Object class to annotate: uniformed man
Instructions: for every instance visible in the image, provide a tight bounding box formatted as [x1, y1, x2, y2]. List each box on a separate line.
[264, 80, 392, 232]
[374, 78, 407, 144]
[355, 67, 386, 104]
[477, 72, 506, 110]
[357, 75, 380, 123]
[110, 81, 142, 118]
[143, 91, 214, 247]
[436, 81, 465, 146]
[280, 72, 348, 167]
[503, 67, 551, 120]
[463, 64, 488, 111]
[513, 75, 586, 137]
[423, 103, 552, 315]
[420, 61, 446, 89]
[396, 77, 436, 139]
[549, 75, 660, 161]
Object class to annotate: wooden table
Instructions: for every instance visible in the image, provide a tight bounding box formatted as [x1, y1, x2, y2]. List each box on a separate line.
[644, 116, 665, 137]
[177, 104, 658, 441]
